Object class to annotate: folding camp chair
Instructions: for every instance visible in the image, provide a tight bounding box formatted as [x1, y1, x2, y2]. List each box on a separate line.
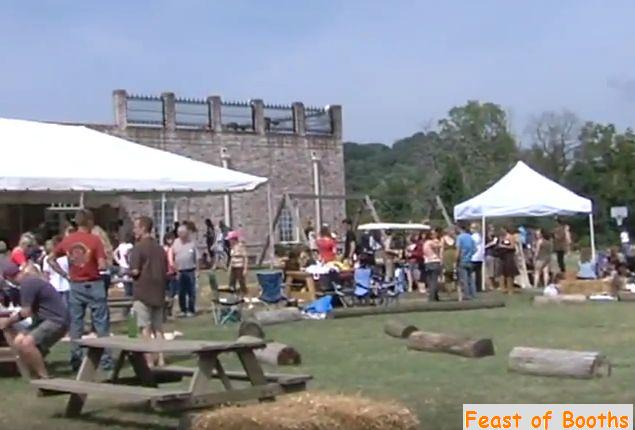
[210, 277, 243, 325]
[378, 266, 407, 306]
[353, 267, 374, 305]
[256, 270, 287, 308]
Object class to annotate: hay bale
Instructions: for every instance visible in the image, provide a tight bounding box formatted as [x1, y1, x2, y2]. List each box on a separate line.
[559, 279, 609, 295]
[191, 392, 420, 430]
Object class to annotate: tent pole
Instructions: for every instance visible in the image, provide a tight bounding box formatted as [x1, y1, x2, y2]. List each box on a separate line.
[266, 183, 275, 268]
[160, 193, 166, 245]
[79, 192, 85, 209]
[481, 215, 486, 293]
[589, 213, 596, 262]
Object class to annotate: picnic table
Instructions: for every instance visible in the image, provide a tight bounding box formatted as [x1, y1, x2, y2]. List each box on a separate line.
[31, 335, 311, 417]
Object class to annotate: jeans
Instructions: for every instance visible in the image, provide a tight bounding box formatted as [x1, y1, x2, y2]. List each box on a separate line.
[424, 262, 442, 301]
[458, 262, 476, 299]
[167, 277, 179, 298]
[69, 280, 113, 370]
[123, 282, 133, 297]
[178, 270, 196, 314]
[59, 290, 70, 309]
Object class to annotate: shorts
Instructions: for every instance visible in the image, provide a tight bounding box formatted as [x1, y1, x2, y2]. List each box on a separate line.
[133, 300, 163, 331]
[21, 320, 67, 356]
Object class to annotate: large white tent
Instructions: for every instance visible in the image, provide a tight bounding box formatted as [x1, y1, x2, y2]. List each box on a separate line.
[0, 117, 269, 246]
[0, 118, 267, 193]
[454, 161, 595, 288]
[454, 161, 592, 219]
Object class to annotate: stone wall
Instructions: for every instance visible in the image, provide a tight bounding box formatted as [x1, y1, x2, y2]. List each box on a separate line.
[82, 90, 346, 257]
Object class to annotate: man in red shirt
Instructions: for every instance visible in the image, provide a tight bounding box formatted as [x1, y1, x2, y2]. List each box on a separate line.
[47, 209, 112, 371]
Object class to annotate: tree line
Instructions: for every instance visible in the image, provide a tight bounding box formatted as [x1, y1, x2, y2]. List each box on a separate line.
[344, 100, 635, 245]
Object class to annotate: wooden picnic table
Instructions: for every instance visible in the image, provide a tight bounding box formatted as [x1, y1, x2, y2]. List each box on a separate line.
[31, 335, 311, 417]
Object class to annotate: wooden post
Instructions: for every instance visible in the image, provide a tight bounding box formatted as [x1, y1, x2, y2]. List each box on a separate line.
[508, 347, 611, 379]
[435, 195, 453, 228]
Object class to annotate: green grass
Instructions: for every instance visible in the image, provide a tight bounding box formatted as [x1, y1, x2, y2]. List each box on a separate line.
[3, 292, 635, 430]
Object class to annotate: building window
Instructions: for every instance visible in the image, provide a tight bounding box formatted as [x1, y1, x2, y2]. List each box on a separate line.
[278, 208, 296, 243]
[152, 198, 177, 235]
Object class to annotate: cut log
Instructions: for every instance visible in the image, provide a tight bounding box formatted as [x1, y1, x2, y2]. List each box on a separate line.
[253, 307, 303, 325]
[617, 291, 635, 302]
[237, 336, 301, 366]
[508, 346, 611, 379]
[384, 320, 419, 339]
[331, 298, 505, 319]
[533, 294, 587, 305]
[238, 320, 266, 339]
[406, 331, 494, 358]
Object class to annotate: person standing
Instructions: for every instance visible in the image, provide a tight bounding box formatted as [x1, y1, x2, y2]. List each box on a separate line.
[342, 218, 357, 264]
[0, 261, 69, 379]
[218, 220, 231, 268]
[533, 229, 552, 288]
[42, 236, 71, 307]
[316, 225, 337, 263]
[470, 223, 484, 293]
[553, 217, 571, 273]
[423, 229, 443, 301]
[114, 233, 134, 297]
[383, 230, 399, 281]
[170, 225, 198, 317]
[484, 224, 499, 290]
[456, 223, 476, 300]
[129, 216, 168, 367]
[204, 219, 216, 266]
[227, 231, 248, 296]
[499, 226, 519, 295]
[49, 209, 112, 371]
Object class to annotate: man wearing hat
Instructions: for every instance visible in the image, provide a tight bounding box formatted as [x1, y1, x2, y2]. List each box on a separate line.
[0, 261, 69, 379]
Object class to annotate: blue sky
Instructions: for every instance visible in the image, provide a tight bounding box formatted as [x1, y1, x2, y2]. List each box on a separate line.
[2, 0, 635, 143]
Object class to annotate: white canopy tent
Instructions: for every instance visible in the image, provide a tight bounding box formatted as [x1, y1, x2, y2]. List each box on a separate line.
[0, 118, 268, 244]
[357, 222, 431, 231]
[453, 161, 595, 289]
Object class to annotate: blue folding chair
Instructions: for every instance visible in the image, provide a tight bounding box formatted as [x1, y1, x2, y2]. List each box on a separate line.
[256, 270, 287, 307]
[353, 267, 374, 304]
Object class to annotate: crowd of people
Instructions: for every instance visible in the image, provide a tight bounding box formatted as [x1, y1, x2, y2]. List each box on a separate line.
[288, 216, 622, 302]
[0, 209, 249, 378]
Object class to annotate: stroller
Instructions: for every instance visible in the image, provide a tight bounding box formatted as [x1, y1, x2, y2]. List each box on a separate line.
[351, 265, 406, 306]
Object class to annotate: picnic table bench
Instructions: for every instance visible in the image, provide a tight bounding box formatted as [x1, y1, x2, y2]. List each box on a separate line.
[0, 310, 30, 378]
[31, 335, 311, 417]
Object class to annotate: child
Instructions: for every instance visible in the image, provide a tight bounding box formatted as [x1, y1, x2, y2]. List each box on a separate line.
[577, 248, 597, 280]
[543, 272, 564, 296]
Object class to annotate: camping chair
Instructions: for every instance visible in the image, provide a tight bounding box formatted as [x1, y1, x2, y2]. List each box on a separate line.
[256, 270, 287, 308]
[353, 267, 374, 305]
[210, 276, 243, 325]
[378, 266, 407, 306]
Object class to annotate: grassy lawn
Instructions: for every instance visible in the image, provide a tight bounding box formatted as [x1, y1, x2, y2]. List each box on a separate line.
[2, 291, 635, 430]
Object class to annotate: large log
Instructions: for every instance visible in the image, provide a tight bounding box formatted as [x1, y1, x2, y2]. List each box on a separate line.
[508, 346, 611, 379]
[384, 320, 419, 339]
[238, 320, 266, 339]
[406, 331, 494, 358]
[617, 291, 635, 302]
[331, 298, 505, 319]
[533, 294, 587, 305]
[237, 336, 301, 366]
[252, 307, 303, 325]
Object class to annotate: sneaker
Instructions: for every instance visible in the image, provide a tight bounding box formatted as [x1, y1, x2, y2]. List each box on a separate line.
[185, 312, 195, 318]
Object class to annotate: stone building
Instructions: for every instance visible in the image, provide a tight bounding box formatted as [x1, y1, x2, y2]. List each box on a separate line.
[80, 90, 345, 256]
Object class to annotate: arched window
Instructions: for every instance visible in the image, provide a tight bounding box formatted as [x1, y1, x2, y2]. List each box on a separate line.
[278, 208, 296, 243]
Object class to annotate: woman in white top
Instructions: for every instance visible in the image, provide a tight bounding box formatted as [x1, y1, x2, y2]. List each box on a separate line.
[42, 236, 70, 307]
[114, 233, 134, 296]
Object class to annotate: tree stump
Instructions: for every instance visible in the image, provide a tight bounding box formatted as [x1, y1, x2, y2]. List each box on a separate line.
[384, 320, 419, 339]
[237, 336, 301, 366]
[238, 320, 266, 339]
[508, 347, 611, 379]
[406, 331, 494, 358]
[533, 294, 587, 305]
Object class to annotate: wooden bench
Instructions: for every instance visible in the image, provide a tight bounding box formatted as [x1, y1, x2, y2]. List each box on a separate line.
[32, 378, 189, 401]
[153, 365, 312, 391]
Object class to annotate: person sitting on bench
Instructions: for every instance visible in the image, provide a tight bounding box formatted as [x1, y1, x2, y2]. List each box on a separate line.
[0, 260, 69, 379]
